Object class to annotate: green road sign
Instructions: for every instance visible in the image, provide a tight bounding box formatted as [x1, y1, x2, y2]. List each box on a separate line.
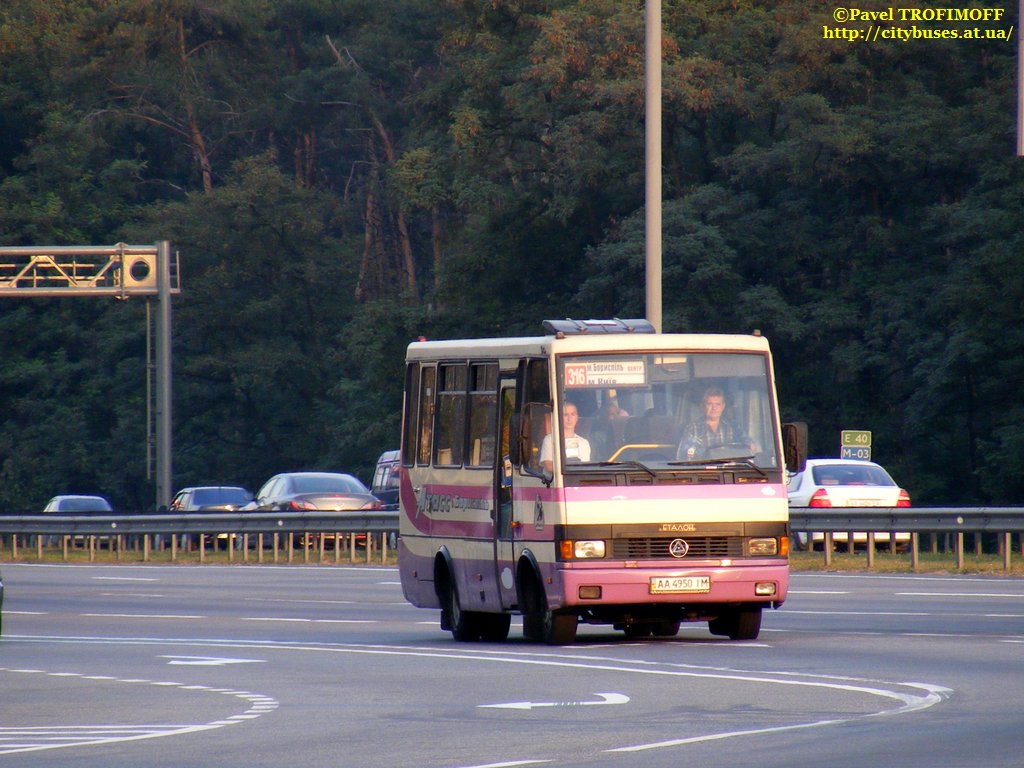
[840, 430, 872, 447]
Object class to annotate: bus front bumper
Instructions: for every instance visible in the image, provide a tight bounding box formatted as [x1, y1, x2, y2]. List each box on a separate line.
[558, 560, 789, 608]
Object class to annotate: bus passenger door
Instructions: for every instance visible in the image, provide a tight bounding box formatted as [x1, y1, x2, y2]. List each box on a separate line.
[494, 381, 518, 609]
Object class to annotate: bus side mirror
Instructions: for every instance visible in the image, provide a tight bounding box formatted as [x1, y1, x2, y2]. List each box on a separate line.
[782, 421, 807, 473]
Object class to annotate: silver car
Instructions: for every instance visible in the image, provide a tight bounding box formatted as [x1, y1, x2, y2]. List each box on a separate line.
[43, 495, 113, 513]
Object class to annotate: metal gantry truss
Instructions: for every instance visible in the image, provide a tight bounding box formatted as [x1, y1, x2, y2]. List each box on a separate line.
[0, 243, 180, 297]
[0, 242, 179, 508]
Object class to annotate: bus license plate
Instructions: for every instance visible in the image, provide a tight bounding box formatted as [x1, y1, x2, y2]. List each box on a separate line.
[650, 576, 710, 594]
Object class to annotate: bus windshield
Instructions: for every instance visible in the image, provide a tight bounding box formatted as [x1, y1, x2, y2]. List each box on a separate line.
[554, 351, 779, 470]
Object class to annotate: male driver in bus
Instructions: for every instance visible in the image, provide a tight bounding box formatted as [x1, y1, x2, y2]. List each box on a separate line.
[540, 402, 591, 472]
[676, 387, 756, 460]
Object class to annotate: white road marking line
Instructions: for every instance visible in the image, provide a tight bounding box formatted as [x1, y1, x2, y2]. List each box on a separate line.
[91, 577, 159, 582]
[898, 592, 1024, 598]
[0, 666, 278, 756]
[160, 656, 266, 666]
[99, 593, 165, 598]
[80, 618, 204, 622]
[782, 610, 931, 616]
[239, 617, 376, 624]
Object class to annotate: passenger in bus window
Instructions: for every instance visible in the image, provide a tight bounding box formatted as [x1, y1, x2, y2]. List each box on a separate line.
[589, 395, 628, 460]
[540, 402, 591, 472]
[676, 387, 756, 460]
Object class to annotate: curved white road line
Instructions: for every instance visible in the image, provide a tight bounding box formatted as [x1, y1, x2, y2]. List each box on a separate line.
[2, 636, 953, 761]
[0, 665, 278, 756]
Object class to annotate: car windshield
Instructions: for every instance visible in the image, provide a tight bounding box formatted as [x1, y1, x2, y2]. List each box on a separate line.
[551, 351, 779, 470]
[192, 488, 251, 506]
[811, 464, 895, 486]
[292, 475, 366, 494]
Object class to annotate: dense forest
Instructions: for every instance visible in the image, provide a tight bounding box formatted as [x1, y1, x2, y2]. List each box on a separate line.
[1, 0, 1022, 512]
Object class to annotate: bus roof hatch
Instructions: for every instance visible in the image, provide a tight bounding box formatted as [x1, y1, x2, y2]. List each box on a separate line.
[542, 318, 656, 337]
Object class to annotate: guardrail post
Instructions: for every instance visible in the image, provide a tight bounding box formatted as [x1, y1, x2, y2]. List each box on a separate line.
[910, 532, 920, 570]
[1003, 532, 1012, 572]
[866, 532, 875, 568]
[823, 532, 833, 567]
[381, 532, 388, 564]
[63, 536, 69, 562]
[955, 532, 964, 570]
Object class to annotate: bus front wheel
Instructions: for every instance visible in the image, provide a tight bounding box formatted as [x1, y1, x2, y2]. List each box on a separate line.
[708, 606, 762, 640]
[522, 586, 577, 645]
[444, 581, 481, 642]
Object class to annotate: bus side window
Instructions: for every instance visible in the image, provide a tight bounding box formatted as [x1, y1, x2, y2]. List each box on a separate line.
[416, 365, 436, 465]
[467, 363, 498, 468]
[402, 363, 420, 466]
[435, 363, 467, 466]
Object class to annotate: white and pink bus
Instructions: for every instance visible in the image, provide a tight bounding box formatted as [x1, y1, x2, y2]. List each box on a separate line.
[398, 319, 805, 643]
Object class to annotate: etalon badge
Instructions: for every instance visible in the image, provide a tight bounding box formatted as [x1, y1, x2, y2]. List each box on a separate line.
[668, 538, 689, 558]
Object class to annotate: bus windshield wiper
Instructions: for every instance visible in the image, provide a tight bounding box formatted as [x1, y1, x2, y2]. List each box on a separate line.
[667, 455, 767, 477]
[593, 459, 657, 478]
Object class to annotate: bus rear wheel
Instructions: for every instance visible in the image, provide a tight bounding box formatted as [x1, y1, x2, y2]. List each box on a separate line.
[708, 606, 762, 640]
[478, 612, 511, 642]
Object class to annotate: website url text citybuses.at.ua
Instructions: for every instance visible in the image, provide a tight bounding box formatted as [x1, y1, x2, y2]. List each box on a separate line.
[825, 6, 1014, 42]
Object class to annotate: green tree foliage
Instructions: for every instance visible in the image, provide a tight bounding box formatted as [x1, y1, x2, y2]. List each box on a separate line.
[0, 0, 1022, 508]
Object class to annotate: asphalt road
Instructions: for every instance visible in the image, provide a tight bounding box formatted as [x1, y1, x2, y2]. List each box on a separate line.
[1, 563, 1022, 768]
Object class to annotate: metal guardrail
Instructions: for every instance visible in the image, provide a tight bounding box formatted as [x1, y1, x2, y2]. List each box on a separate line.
[0, 511, 400, 565]
[788, 507, 1024, 571]
[2, 508, 1022, 570]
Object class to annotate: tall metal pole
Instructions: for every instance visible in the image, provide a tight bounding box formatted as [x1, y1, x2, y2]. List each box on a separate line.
[1018, 0, 1024, 155]
[645, 0, 663, 331]
[155, 240, 173, 509]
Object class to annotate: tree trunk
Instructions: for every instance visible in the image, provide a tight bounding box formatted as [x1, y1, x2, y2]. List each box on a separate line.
[178, 19, 213, 194]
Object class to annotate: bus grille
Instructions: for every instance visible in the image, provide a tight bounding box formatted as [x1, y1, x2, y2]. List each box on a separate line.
[611, 536, 745, 559]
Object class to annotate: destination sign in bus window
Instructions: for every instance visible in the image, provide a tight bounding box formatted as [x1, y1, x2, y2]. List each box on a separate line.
[564, 359, 646, 387]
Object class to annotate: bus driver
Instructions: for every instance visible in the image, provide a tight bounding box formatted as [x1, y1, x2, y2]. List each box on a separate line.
[677, 387, 756, 460]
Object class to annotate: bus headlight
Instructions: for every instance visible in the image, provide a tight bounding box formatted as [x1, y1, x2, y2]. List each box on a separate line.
[748, 538, 778, 556]
[560, 540, 606, 559]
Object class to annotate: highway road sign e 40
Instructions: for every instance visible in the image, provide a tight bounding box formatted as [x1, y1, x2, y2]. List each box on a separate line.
[841, 430, 872, 447]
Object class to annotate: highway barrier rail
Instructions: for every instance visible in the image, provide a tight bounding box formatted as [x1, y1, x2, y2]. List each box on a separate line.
[0, 511, 400, 565]
[789, 507, 1024, 571]
[1, 508, 1022, 570]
